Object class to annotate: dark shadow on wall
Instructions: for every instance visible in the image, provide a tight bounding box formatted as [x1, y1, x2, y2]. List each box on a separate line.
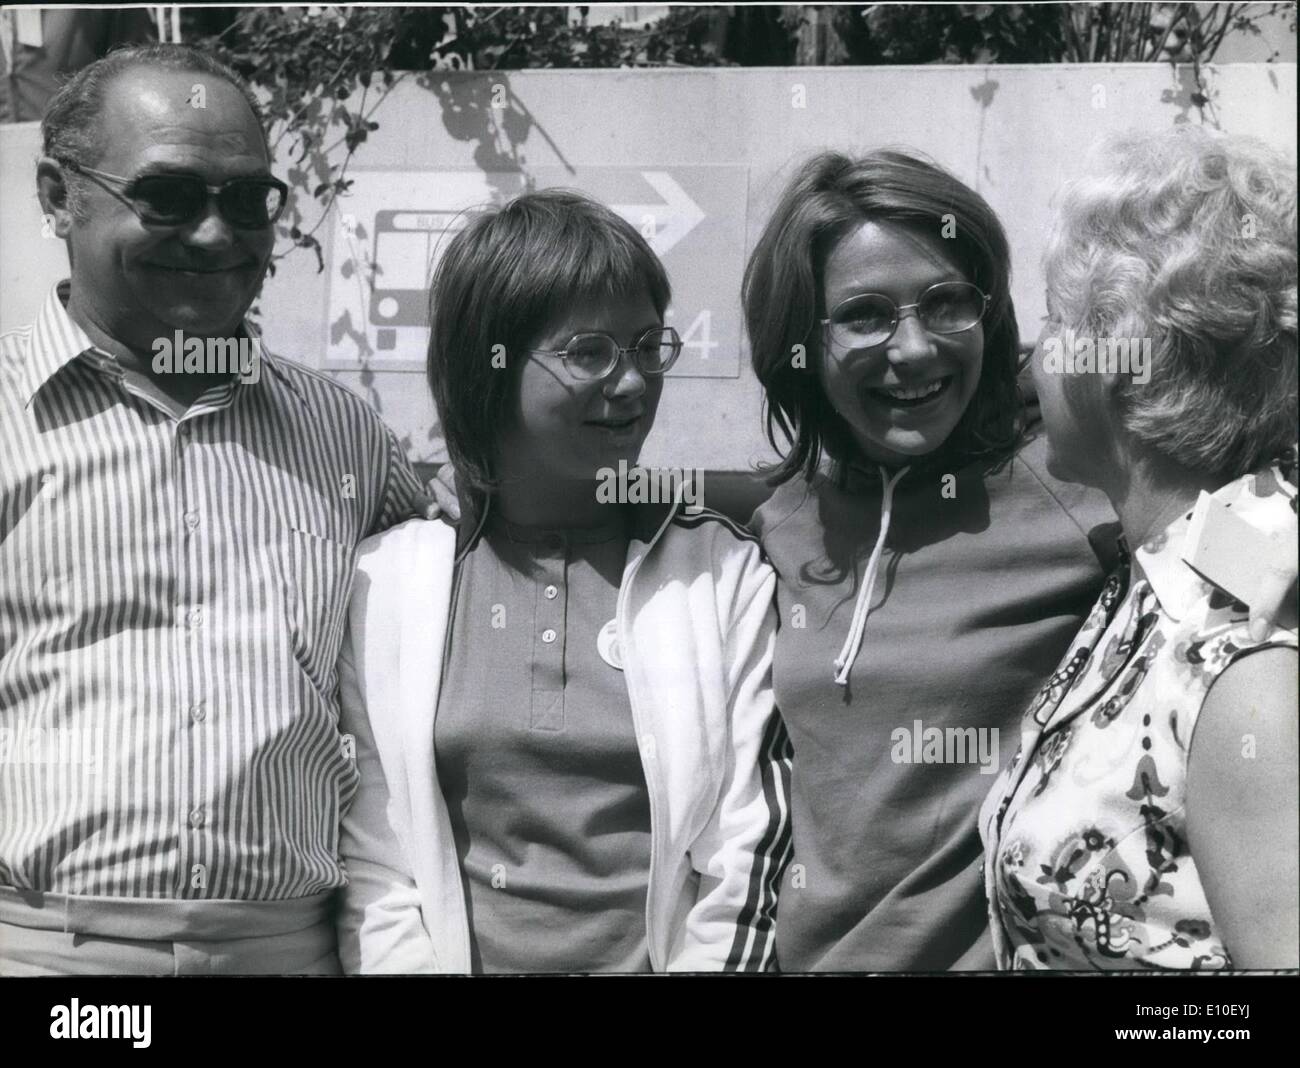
[415, 70, 577, 199]
[1161, 62, 1223, 128]
[968, 72, 999, 189]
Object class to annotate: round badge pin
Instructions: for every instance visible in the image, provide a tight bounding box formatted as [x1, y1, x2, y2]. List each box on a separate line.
[597, 618, 623, 670]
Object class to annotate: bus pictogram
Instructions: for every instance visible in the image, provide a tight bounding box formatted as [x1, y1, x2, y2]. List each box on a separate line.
[369, 209, 468, 349]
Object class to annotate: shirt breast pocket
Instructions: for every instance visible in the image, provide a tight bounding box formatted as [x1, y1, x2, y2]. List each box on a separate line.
[0, 472, 61, 599]
[276, 521, 356, 693]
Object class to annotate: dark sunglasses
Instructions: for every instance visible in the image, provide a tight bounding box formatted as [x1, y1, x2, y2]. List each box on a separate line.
[58, 158, 288, 230]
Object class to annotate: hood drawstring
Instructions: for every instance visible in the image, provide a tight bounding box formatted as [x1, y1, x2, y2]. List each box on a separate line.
[833, 463, 910, 686]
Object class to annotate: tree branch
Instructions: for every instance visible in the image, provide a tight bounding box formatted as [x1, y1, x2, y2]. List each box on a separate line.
[1147, 2, 1188, 60]
[1204, 3, 1243, 60]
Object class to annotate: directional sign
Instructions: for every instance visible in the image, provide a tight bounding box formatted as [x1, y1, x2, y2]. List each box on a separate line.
[325, 166, 748, 378]
[610, 171, 706, 255]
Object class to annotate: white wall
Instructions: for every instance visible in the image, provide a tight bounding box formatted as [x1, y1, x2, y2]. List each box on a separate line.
[3, 64, 1295, 471]
[1, 121, 71, 325]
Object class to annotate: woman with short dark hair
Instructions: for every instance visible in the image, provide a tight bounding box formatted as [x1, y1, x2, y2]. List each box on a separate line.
[336, 189, 789, 973]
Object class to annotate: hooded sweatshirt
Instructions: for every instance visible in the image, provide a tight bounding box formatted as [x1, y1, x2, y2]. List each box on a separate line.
[750, 427, 1117, 970]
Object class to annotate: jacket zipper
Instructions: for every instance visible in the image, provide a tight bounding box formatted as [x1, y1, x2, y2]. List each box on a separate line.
[616, 500, 680, 972]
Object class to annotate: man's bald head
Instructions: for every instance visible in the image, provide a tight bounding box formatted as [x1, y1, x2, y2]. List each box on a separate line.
[42, 43, 266, 214]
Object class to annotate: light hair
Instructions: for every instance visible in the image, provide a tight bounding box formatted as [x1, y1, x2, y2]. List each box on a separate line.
[1044, 126, 1297, 478]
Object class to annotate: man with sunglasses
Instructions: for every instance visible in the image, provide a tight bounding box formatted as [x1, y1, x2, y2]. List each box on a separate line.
[0, 44, 425, 975]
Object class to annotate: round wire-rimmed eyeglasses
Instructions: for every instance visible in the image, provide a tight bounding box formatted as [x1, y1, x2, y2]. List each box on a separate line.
[821, 281, 991, 353]
[526, 325, 683, 380]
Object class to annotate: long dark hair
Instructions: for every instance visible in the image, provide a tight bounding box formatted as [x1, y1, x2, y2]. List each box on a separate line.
[742, 149, 1024, 485]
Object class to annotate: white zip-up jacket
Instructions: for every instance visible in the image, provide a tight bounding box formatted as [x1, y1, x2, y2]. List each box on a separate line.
[335, 500, 792, 973]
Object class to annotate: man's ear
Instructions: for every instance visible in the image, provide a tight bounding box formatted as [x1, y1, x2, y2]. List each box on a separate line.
[36, 156, 76, 239]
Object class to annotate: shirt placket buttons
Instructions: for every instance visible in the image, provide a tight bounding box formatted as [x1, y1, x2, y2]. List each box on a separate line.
[529, 537, 566, 731]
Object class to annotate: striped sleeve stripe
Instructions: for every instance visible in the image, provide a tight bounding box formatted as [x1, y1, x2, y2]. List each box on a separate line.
[725, 708, 794, 972]
[670, 507, 762, 547]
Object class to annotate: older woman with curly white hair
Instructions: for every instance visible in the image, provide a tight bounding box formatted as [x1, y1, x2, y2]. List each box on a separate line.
[980, 125, 1298, 970]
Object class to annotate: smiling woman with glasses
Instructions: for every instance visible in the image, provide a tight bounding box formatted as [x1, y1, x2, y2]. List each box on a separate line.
[822, 281, 991, 354]
[334, 188, 788, 974]
[738, 148, 1124, 972]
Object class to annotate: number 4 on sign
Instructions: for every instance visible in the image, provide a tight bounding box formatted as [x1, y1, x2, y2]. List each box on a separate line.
[673, 309, 718, 362]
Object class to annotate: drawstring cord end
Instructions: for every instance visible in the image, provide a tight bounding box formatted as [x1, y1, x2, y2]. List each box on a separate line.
[830, 462, 909, 686]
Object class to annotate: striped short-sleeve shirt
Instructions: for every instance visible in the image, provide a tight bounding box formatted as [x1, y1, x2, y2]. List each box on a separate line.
[0, 284, 422, 900]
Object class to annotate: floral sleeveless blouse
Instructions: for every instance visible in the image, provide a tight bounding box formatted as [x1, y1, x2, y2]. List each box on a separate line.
[979, 465, 1298, 970]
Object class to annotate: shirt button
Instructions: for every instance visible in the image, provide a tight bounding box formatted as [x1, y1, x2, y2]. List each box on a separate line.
[190, 702, 206, 723]
[544, 584, 559, 600]
[189, 807, 205, 829]
[184, 511, 200, 531]
[541, 628, 557, 644]
[186, 607, 204, 628]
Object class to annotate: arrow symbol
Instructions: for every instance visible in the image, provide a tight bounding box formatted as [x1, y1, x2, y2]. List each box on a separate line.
[611, 171, 705, 256]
